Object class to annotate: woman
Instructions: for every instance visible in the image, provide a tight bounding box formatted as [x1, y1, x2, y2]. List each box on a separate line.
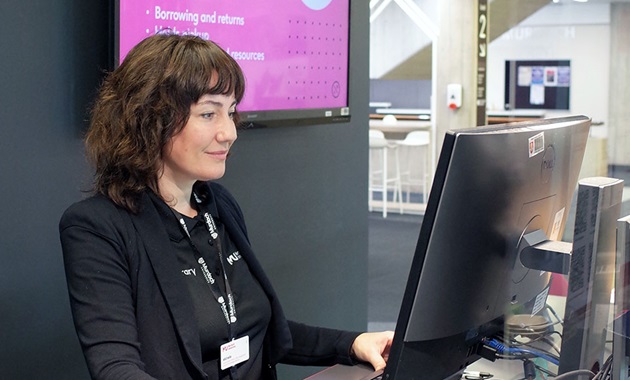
[59, 33, 392, 380]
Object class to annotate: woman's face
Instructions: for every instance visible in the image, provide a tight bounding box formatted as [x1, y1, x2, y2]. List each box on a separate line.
[162, 92, 238, 186]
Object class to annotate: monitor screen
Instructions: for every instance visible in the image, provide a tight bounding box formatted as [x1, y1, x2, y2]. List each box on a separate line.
[115, 0, 351, 127]
[383, 115, 591, 379]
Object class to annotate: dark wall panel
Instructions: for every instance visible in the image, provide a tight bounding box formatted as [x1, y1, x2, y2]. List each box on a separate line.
[0, 1, 108, 379]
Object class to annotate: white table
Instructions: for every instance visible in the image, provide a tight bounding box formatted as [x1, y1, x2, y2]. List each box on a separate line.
[369, 119, 431, 138]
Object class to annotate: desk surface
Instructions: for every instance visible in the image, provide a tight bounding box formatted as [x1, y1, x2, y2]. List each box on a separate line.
[306, 351, 554, 380]
[305, 364, 379, 380]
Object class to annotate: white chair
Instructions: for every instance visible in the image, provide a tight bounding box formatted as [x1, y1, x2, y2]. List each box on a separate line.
[369, 129, 402, 217]
[396, 130, 431, 208]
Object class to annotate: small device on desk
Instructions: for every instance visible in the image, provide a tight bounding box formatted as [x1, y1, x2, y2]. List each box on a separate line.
[308, 115, 592, 379]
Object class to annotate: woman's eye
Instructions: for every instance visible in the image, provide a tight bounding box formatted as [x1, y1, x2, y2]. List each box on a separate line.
[228, 111, 236, 120]
[201, 112, 215, 119]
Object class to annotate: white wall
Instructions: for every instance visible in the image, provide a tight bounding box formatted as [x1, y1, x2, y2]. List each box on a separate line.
[369, 0, 436, 78]
[372, 2, 613, 129]
[487, 3, 611, 129]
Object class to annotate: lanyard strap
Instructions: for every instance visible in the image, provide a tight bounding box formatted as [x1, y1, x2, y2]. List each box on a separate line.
[175, 207, 238, 338]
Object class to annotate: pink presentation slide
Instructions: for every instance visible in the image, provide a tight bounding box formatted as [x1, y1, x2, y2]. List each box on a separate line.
[119, 0, 350, 112]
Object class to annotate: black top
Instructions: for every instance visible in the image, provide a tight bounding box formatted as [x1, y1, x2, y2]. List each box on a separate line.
[157, 188, 272, 379]
[60, 181, 361, 380]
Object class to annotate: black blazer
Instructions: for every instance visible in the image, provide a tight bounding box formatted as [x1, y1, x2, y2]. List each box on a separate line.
[60, 182, 359, 380]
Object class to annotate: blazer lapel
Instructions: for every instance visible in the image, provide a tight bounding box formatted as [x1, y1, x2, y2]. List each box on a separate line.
[129, 192, 205, 375]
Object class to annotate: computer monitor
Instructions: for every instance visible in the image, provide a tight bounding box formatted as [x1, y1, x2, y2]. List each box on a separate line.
[612, 215, 630, 380]
[558, 177, 623, 378]
[383, 115, 591, 379]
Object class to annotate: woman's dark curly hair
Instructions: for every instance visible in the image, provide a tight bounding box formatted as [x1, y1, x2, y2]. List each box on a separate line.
[85, 33, 245, 213]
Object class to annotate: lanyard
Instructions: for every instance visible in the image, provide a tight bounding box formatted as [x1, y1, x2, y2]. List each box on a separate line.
[174, 205, 238, 338]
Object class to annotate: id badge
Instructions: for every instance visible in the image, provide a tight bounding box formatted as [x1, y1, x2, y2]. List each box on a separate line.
[220, 335, 250, 370]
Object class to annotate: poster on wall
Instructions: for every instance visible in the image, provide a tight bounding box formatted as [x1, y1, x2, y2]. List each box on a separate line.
[529, 66, 545, 105]
[544, 67, 558, 86]
[115, 0, 351, 127]
[504, 60, 571, 110]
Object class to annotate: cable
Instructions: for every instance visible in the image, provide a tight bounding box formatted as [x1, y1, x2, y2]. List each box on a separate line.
[532, 362, 555, 377]
[498, 309, 565, 372]
[507, 334, 561, 359]
[523, 359, 536, 380]
[492, 332, 561, 365]
[552, 369, 596, 380]
[540, 336, 561, 355]
[484, 339, 560, 366]
[592, 353, 613, 380]
[545, 303, 563, 326]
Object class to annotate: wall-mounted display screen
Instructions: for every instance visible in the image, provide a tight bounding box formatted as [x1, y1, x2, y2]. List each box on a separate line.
[504, 60, 571, 111]
[115, 0, 351, 127]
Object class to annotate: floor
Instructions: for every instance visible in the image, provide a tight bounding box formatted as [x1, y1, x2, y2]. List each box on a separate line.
[367, 211, 422, 332]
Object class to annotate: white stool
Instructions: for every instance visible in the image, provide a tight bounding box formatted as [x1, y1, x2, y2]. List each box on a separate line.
[396, 130, 431, 208]
[369, 129, 402, 218]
